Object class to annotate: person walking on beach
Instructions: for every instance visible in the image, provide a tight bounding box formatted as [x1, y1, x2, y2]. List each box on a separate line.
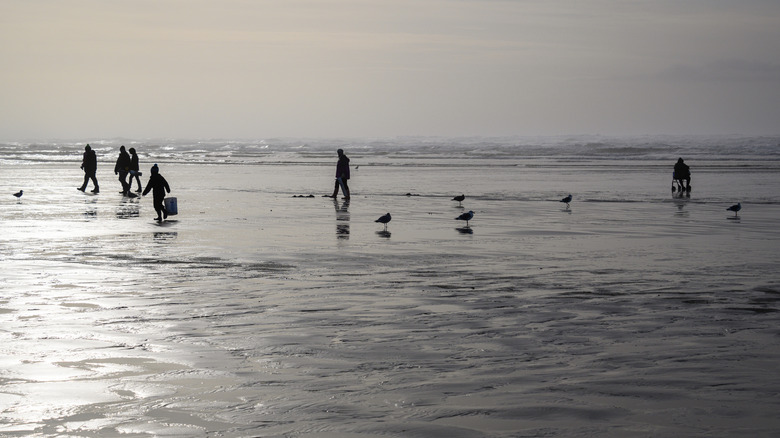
[674, 158, 691, 192]
[114, 145, 132, 195]
[330, 148, 350, 199]
[77, 144, 100, 193]
[142, 164, 171, 221]
[128, 147, 143, 193]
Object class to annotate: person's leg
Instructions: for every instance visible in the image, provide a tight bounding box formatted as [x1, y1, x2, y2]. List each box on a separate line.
[153, 198, 163, 220]
[79, 173, 89, 191]
[91, 174, 100, 192]
[118, 172, 128, 193]
[342, 179, 350, 198]
[331, 179, 340, 197]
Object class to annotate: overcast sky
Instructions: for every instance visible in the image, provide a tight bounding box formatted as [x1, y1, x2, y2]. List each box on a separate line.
[1, 0, 778, 139]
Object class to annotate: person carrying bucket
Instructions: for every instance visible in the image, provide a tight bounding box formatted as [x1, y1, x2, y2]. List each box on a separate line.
[142, 164, 171, 221]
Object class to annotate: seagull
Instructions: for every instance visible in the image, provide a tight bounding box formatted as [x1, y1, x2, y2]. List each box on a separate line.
[452, 194, 465, 206]
[726, 202, 741, 216]
[560, 194, 572, 207]
[13, 190, 23, 199]
[375, 212, 391, 230]
[456, 210, 474, 227]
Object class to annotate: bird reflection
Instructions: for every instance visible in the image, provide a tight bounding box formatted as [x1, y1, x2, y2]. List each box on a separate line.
[334, 198, 350, 240]
[376, 230, 391, 238]
[456, 227, 473, 234]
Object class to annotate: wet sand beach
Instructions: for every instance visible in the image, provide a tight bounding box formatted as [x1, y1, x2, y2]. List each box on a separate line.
[2, 144, 780, 437]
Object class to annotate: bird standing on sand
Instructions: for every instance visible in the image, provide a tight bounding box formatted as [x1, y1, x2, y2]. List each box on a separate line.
[456, 210, 474, 227]
[13, 190, 23, 199]
[560, 194, 572, 207]
[727, 202, 741, 216]
[452, 194, 465, 206]
[375, 212, 391, 230]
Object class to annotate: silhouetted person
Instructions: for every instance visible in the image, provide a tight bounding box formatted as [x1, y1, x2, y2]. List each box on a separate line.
[674, 158, 691, 192]
[128, 147, 143, 193]
[330, 149, 350, 199]
[114, 145, 131, 195]
[77, 144, 100, 193]
[142, 164, 170, 221]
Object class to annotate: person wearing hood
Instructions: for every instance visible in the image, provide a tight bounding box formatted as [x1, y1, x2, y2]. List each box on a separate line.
[330, 148, 350, 199]
[142, 164, 171, 221]
[128, 147, 143, 193]
[114, 145, 132, 195]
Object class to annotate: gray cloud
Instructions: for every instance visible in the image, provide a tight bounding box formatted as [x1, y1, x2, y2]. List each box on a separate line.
[1, 0, 778, 138]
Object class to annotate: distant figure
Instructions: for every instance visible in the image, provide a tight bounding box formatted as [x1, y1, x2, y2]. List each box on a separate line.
[142, 164, 171, 221]
[330, 149, 350, 199]
[13, 190, 23, 199]
[77, 144, 100, 193]
[673, 158, 691, 192]
[375, 212, 391, 230]
[452, 194, 465, 207]
[114, 146, 131, 195]
[456, 210, 474, 227]
[727, 202, 741, 216]
[560, 194, 572, 207]
[128, 147, 143, 193]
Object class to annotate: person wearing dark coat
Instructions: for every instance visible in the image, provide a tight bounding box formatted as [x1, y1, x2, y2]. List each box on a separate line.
[128, 147, 143, 193]
[330, 148, 350, 199]
[142, 164, 171, 221]
[674, 158, 691, 192]
[114, 145, 132, 195]
[77, 144, 100, 193]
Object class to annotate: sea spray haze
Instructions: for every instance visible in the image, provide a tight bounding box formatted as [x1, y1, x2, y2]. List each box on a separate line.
[1, 135, 780, 437]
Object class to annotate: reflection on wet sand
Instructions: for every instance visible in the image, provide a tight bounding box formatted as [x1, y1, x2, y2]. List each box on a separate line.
[154, 231, 178, 242]
[334, 199, 349, 240]
[116, 199, 140, 219]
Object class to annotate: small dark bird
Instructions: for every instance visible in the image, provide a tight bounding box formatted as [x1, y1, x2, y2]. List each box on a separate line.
[13, 190, 23, 199]
[726, 202, 741, 216]
[560, 194, 572, 207]
[452, 194, 465, 206]
[456, 210, 474, 227]
[375, 212, 391, 230]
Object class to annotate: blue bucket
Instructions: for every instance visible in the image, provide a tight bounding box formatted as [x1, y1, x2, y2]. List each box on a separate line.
[164, 197, 178, 215]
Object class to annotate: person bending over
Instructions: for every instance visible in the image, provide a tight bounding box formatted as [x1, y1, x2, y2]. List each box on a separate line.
[674, 158, 691, 192]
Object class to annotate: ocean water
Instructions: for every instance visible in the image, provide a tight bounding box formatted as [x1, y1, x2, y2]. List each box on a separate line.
[1, 135, 780, 437]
